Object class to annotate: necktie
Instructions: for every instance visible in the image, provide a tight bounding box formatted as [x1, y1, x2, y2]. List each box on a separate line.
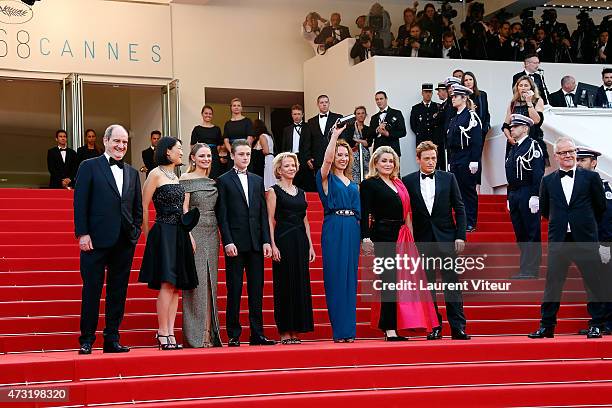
[235, 168, 247, 175]
[319, 114, 327, 118]
[421, 172, 434, 179]
[606, 88, 612, 92]
[109, 158, 124, 169]
[560, 169, 574, 178]
[59, 148, 66, 152]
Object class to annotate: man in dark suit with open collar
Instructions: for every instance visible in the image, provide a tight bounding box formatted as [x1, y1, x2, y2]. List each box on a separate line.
[512, 54, 549, 105]
[368, 91, 407, 156]
[594, 67, 612, 108]
[402, 141, 470, 341]
[307, 95, 344, 174]
[216, 139, 275, 347]
[73, 124, 143, 354]
[281, 104, 314, 191]
[529, 137, 608, 340]
[47, 129, 77, 189]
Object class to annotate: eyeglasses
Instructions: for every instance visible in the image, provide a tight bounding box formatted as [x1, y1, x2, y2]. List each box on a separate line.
[555, 149, 576, 157]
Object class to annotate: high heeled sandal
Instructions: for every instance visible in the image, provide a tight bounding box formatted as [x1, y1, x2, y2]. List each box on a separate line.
[168, 335, 183, 350]
[155, 333, 174, 350]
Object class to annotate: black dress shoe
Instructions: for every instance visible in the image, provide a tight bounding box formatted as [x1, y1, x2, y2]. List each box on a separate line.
[249, 335, 276, 346]
[103, 341, 130, 353]
[427, 327, 442, 340]
[228, 337, 240, 347]
[586, 326, 602, 339]
[384, 334, 409, 342]
[451, 329, 471, 340]
[528, 327, 554, 339]
[78, 343, 92, 355]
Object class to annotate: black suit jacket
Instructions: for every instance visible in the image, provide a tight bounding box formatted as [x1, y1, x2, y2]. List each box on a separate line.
[368, 107, 407, 156]
[307, 112, 343, 169]
[402, 170, 467, 248]
[594, 86, 611, 108]
[141, 147, 155, 177]
[216, 170, 271, 252]
[548, 89, 577, 108]
[315, 25, 351, 46]
[350, 41, 375, 62]
[280, 123, 311, 166]
[512, 71, 549, 105]
[438, 46, 461, 59]
[540, 167, 606, 243]
[74, 155, 143, 248]
[473, 91, 491, 134]
[47, 146, 77, 188]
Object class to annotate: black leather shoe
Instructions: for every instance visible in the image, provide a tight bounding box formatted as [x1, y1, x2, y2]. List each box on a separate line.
[451, 329, 471, 340]
[102, 341, 130, 353]
[427, 327, 442, 340]
[603, 326, 612, 335]
[528, 327, 554, 339]
[249, 335, 276, 346]
[78, 343, 92, 355]
[228, 337, 240, 347]
[586, 326, 602, 339]
[385, 334, 409, 342]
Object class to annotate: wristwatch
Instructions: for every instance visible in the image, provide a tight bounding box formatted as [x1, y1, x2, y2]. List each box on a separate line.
[362, 238, 372, 243]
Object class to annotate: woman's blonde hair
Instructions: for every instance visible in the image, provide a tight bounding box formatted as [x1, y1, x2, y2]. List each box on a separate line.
[512, 75, 541, 105]
[367, 146, 400, 180]
[333, 140, 353, 180]
[272, 152, 299, 179]
[187, 143, 212, 175]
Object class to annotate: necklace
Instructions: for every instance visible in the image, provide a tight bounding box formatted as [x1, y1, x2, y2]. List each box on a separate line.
[277, 183, 297, 196]
[159, 166, 177, 180]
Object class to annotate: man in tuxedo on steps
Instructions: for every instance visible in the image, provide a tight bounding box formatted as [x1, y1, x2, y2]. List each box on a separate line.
[47, 129, 77, 189]
[74, 124, 143, 354]
[367, 91, 406, 157]
[281, 104, 314, 191]
[307, 95, 346, 175]
[512, 54, 549, 105]
[402, 141, 470, 341]
[594, 67, 612, 108]
[216, 140, 275, 347]
[140, 130, 161, 178]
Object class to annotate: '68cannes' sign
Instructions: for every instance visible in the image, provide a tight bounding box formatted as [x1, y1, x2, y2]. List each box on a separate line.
[0, 0, 33, 24]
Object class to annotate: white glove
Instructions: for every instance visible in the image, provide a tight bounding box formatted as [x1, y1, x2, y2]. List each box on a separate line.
[599, 245, 611, 264]
[469, 162, 478, 174]
[528, 196, 539, 214]
[506, 200, 510, 212]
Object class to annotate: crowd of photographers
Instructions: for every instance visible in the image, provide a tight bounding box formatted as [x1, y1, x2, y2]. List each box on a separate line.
[302, 2, 612, 65]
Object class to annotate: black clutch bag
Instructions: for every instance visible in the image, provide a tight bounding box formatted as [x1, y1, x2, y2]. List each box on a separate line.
[180, 208, 200, 232]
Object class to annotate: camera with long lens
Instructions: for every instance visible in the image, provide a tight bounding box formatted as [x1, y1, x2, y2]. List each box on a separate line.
[520, 8, 537, 38]
[439, 1, 457, 23]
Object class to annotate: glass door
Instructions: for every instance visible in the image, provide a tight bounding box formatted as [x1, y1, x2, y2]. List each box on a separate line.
[161, 79, 180, 140]
[61, 73, 83, 149]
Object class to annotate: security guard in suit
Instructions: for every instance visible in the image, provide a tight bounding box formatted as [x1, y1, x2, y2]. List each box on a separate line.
[410, 83, 440, 146]
[576, 147, 612, 334]
[505, 114, 544, 279]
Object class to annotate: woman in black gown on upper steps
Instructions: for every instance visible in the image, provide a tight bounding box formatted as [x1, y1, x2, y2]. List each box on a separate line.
[190, 105, 223, 179]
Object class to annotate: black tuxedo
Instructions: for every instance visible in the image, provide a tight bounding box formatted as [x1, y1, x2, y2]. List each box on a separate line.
[538, 167, 607, 328]
[216, 169, 271, 339]
[402, 170, 467, 331]
[141, 147, 155, 177]
[315, 25, 351, 47]
[367, 107, 407, 156]
[47, 146, 77, 188]
[594, 85, 612, 108]
[512, 71, 549, 105]
[281, 122, 314, 191]
[350, 41, 375, 62]
[73, 154, 143, 345]
[438, 46, 461, 59]
[307, 112, 343, 169]
[548, 89, 578, 107]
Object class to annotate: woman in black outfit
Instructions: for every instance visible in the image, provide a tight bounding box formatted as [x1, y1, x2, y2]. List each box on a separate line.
[190, 105, 223, 179]
[248, 119, 271, 177]
[462, 72, 490, 186]
[76, 129, 102, 170]
[223, 98, 253, 169]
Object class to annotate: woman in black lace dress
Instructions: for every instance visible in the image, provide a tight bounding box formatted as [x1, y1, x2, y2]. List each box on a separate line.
[139, 137, 197, 350]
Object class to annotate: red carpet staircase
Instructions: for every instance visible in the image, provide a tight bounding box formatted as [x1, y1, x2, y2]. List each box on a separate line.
[0, 188, 610, 407]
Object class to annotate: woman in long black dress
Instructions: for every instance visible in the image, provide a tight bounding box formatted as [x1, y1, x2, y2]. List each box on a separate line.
[190, 105, 223, 179]
[76, 129, 102, 169]
[266, 152, 316, 344]
[139, 137, 197, 350]
[223, 98, 253, 168]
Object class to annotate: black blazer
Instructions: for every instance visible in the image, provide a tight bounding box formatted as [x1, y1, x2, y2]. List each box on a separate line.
[47, 146, 77, 188]
[540, 167, 606, 243]
[216, 170, 271, 252]
[594, 86, 611, 108]
[368, 107, 407, 156]
[141, 147, 155, 177]
[438, 46, 461, 59]
[350, 41, 375, 62]
[512, 71, 549, 105]
[473, 91, 490, 135]
[74, 155, 143, 248]
[402, 170, 467, 247]
[315, 25, 351, 45]
[307, 112, 343, 169]
[548, 89, 578, 107]
[280, 123, 311, 166]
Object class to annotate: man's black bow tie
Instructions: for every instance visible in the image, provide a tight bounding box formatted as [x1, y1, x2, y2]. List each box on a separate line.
[235, 168, 247, 175]
[421, 172, 435, 179]
[59, 148, 67, 152]
[319, 114, 327, 118]
[560, 169, 574, 178]
[109, 158, 124, 169]
[606, 88, 612, 92]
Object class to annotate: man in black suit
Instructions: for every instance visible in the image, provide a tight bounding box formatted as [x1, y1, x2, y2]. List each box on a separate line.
[47, 129, 77, 189]
[529, 137, 608, 339]
[410, 83, 439, 146]
[439, 32, 461, 59]
[307, 95, 344, 174]
[140, 130, 161, 178]
[486, 21, 514, 61]
[548, 75, 578, 108]
[402, 141, 470, 340]
[74, 124, 143, 354]
[367, 91, 406, 156]
[512, 54, 549, 105]
[281, 104, 314, 191]
[216, 140, 275, 347]
[594, 67, 612, 108]
[315, 12, 351, 50]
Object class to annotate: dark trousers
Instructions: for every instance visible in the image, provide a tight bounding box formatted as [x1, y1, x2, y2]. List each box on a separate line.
[225, 250, 265, 339]
[451, 163, 478, 228]
[508, 188, 542, 277]
[541, 234, 607, 328]
[586, 260, 612, 327]
[79, 233, 135, 345]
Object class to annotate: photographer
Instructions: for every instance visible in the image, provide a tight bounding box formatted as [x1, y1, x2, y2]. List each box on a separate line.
[570, 9, 598, 64]
[439, 31, 461, 59]
[550, 31, 574, 63]
[351, 30, 376, 63]
[367, 2, 393, 50]
[487, 21, 514, 61]
[315, 13, 351, 50]
[397, 7, 417, 47]
[527, 27, 555, 63]
[399, 24, 435, 58]
[596, 30, 608, 63]
[463, 2, 491, 60]
[539, 8, 570, 40]
[302, 12, 328, 55]
[509, 23, 527, 61]
[419, 3, 444, 43]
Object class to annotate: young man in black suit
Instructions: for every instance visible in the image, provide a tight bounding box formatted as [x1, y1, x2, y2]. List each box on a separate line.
[140, 130, 161, 178]
[315, 12, 351, 50]
[529, 137, 608, 339]
[216, 140, 275, 347]
[307, 95, 344, 174]
[47, 129, 77, 189]
[367, 91, 406, 156]
[548, 75, 578, 107]
[281, 104, 313, 191]
[512, 54, 549, 105]
[402, 141, 470, 340]
[594, 67, 612, 108]
[73, 124, 143, 354]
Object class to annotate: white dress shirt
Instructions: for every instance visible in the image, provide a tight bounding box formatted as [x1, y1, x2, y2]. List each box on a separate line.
[442, 47, 451, 59]
[292, 123, 301, 153]
[563, 90, 576, 107]
[58, 146, 66, 163]
[378, 109, 388, 124]
[411, 48, 419, 57]
[318, 113, 328, 135]
[104, 152, 123, 197]
[420, 172, 436, 215]
[606, 87, 612, 104]
[560, 166, 576, 232]
[235, 168, 249, 206]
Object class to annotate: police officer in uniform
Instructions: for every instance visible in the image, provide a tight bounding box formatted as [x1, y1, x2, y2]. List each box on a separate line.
[436, 77, 461, 171]
[446, 84, 482, 232]
[410, 83, 439, 147]
[576, 147, 612, 335]
[505, 114, 544, 279]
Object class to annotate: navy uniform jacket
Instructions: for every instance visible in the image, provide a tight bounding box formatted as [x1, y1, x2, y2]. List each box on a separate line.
[446, 108, 482, 166]
[505, 137, 545, 196]
[599, 179, 612, 244]
[410, 101, 439, 146]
